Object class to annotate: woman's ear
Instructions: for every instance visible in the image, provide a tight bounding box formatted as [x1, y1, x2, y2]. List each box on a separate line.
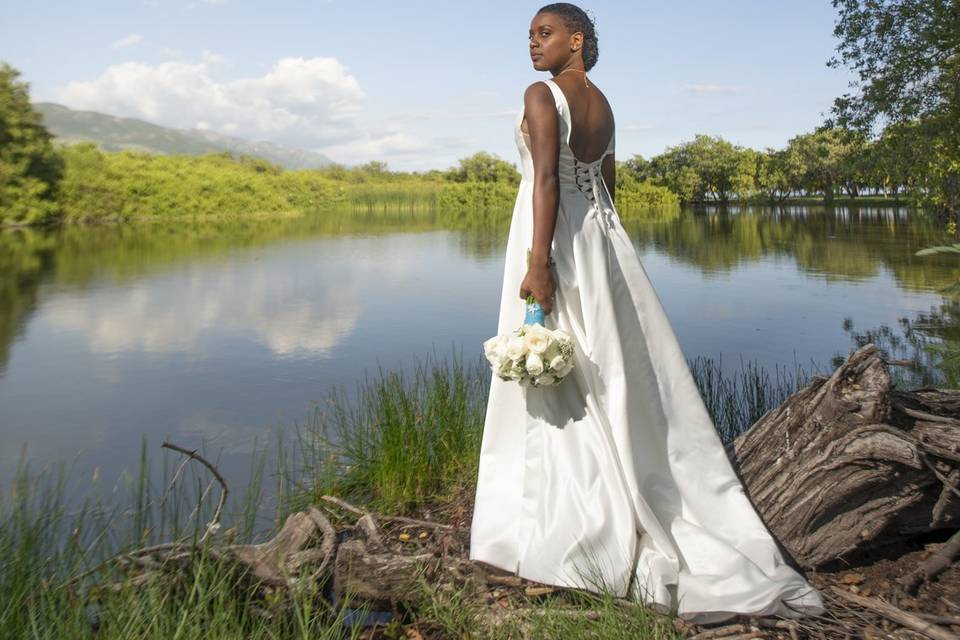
[570, 32, 584, 52]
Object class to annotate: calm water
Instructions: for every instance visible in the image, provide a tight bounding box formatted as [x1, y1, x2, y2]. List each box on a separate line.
[0, 205, 954, 497]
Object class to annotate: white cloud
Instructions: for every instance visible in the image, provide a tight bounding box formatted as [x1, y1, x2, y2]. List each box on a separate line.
[200, 49, 224, 64]
[57, 56, 366, 147]
[319, 131, 434, 165]
[683, 83, 750, 96]
[111, 34, 143, 49]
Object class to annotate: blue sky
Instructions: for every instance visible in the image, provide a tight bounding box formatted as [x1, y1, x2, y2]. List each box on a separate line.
[2, 1, 856, 171]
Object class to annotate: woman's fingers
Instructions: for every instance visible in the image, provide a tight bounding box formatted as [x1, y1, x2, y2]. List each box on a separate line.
[519, 268, 556, 314]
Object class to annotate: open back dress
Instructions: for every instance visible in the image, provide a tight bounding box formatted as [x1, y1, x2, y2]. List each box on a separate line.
[468, 77, 823, 623]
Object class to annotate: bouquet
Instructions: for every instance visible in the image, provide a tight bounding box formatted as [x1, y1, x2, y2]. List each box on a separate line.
[482, 250, 575, 387]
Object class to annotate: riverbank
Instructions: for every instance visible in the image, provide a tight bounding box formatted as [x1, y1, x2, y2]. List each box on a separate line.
[0, 144, 680, 230]
[0, 352, 815, 639]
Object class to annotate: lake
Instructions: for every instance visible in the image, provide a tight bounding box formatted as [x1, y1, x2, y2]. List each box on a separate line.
[0, 204, 955, 504]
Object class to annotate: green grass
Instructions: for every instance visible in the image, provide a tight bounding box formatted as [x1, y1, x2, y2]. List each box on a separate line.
[1, 351, 817, 638]
[688, 353, 819, 443]
[290, 349, 489, 516]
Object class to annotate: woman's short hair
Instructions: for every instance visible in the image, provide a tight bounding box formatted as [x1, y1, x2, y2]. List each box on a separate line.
[536, 3, 599, 71]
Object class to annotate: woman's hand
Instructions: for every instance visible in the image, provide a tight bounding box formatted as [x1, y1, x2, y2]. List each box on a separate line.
[519, 263, 556, 315]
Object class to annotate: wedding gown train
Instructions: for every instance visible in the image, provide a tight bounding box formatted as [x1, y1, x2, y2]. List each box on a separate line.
[468, 78, 824, 623]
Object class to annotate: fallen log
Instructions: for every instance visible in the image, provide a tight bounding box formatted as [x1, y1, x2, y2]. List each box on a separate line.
[729, 344, 960, 568]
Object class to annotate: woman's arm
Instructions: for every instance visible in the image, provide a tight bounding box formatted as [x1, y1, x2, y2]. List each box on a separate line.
[520, 81, 560, 314]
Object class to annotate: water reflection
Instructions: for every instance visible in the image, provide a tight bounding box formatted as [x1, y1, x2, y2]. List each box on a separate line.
[44, 242, 367, 356]
[0, 204, 955, 495]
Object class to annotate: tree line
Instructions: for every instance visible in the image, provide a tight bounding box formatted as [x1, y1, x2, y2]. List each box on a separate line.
[0, 62, 674, 227]
[620, 124, 924, 206]
[2, 0, 956, 225]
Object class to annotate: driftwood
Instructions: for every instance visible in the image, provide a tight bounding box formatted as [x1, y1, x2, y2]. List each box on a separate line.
[729, 344, 960, 568]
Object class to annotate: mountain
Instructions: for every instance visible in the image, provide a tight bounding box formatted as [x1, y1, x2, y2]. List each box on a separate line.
[33, 102, 336, 170]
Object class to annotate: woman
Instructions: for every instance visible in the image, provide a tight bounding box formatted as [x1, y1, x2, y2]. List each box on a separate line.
[468, 3, 824, 623]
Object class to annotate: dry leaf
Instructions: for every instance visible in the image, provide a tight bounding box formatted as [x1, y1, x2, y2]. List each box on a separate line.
[839, 572, 865, 585]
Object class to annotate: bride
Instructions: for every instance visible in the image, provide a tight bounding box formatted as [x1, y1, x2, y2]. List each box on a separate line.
[468, 2, 824, 623]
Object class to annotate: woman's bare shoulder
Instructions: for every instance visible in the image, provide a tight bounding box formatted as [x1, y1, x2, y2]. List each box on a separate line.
[523, 80, 553, 102]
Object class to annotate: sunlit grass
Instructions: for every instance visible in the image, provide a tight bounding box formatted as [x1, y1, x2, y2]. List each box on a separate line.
[292, 349, 489, 515]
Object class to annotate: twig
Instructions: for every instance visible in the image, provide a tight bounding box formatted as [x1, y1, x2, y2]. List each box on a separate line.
[306, 507, 337, 582]
[381, 515, 454, 531]
[161, 442, 228, 543]
[899, 529, 960, 594]
[689, 624, 749, 640]
[754, 618, 800, 640]
[920, 454, 960, 501]
[320, 494, 365, 516]
[914, 612, 960, 627]
[158, 456, 192, 508]
[357, 513, 385, 548]
[829, 586, 958, 640]
[60, 542, 185, 589]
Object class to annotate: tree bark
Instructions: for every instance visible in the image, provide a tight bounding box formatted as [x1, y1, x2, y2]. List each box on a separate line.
[728, 343, 960, 568]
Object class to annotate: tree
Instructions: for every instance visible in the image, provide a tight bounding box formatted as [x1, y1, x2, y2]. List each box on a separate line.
[644, 135, 755, 205]
[834, 130, 870, 198]
[445, 152, 520, 185]
[621, 154, 651, 182]
[827, 0, 960, 217]
[753, 146, 808, 203]
[0, 62, 63, 225]
[786, 128, 859, 203]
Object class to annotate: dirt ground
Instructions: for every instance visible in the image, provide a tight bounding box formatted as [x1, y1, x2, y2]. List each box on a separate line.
[447, 495, 960, 639]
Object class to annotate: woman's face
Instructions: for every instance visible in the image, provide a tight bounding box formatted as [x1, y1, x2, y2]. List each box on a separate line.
[528, 12, 581, 72]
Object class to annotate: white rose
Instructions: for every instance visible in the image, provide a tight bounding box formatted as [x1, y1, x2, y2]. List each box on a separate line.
[524, 325, 552, 354]
[495, 336, 509, 359]
[525, 352, 544, 376]
[505, 336, 527, 361]
[554, 359, 574, 378]
[483, 335, 506, 365]
[549, 354, 566, 371]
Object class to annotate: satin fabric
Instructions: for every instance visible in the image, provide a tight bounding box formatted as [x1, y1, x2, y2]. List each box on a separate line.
[468, 78, 824, 623]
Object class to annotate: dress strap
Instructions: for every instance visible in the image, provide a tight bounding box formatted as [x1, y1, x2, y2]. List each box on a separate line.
[540, 78, 571, 147]
[540, 78, 566, 117]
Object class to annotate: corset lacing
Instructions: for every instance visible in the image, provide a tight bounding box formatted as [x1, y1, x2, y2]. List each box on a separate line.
[573, 159, 616, 231]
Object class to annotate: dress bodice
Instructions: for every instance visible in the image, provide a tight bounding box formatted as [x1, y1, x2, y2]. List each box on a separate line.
[515, 78, 616, 209]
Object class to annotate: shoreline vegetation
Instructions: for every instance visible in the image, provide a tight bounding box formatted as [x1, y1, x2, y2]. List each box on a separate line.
[5, 347, 956, 638]
[0, 351, 822, 639]
[2, 61, 950, 231]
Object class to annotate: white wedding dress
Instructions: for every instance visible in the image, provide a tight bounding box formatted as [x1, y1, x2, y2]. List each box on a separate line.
[468, 78, 824, 623]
